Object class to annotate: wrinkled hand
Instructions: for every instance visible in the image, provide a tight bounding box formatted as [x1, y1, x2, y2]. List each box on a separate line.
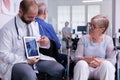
[83, 56, 96, 64]
[27, 57, 40, 64]
[37, 36, 49, 46]
[89, 58, 103, 68]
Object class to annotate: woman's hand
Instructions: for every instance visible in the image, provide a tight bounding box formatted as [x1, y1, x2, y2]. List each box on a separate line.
[83, 56, 96, 64]
[27, 57, 40, 64]
[78, 56, 104, 68]
[89, 58, 103, 68]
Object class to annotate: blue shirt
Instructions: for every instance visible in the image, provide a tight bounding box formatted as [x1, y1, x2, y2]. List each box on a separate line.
[35, 18, 61, 49]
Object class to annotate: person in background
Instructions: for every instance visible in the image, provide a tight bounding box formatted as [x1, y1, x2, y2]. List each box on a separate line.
[0, 1, 64, 80]
[62, 21, 72, 48]
[73, 15, 116, 80]
[35, 2, 61, 49]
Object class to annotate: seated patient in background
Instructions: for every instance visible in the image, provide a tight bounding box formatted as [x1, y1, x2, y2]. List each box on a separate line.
[35, 2, 74, 78]
[35, 2, 61, 49]
[73, 15, 116, 80]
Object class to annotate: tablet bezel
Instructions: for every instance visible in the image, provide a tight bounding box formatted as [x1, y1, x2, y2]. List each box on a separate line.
[23, 36, 40, 59]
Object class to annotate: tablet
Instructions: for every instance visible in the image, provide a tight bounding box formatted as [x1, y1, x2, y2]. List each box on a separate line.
[23, 37, 40, 59]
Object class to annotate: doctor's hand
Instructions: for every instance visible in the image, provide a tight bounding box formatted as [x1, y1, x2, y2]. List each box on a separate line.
[37, 36, 49, 46]
[27, 57, 40, 64]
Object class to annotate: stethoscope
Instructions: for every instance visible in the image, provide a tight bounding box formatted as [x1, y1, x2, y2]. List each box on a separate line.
[15, 17, 45, 40]
[14, 17, 22, 40]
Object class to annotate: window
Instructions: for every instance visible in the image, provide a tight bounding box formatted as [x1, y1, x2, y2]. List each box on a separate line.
[57, 4, 100, 34]
[72, 5, 85, 32]
[57, 6, 70, 32]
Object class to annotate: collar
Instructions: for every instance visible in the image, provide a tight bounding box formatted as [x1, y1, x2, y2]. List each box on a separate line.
[35, 18, 44, 22]
[16, 15, 29, 28]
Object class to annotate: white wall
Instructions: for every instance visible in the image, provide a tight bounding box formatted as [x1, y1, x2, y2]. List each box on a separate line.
[100, 0, 112, 36]
[115, 0, 120, 38]
[0, 14, 14, 29]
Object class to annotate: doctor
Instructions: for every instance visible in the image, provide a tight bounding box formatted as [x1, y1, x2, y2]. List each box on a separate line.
[0, 0, 64, 80]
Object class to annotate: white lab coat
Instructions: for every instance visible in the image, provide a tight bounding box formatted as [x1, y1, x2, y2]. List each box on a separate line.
[0, 15, 56, 80]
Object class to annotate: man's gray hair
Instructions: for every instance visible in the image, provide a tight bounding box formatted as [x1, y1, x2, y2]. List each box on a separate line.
[37, 2, 46, 15]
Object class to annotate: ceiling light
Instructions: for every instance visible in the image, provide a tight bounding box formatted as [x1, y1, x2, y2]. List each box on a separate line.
[82, 0, 103, 3]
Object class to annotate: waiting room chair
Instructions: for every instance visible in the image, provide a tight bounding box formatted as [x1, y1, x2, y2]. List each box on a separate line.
[38, 39, 75, 80]
[37, 39, 68, 80]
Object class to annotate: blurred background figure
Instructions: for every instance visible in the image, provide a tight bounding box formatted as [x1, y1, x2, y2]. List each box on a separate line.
[72, 34, 79, 50]
[35, 2, 61, 49]
[62, 21, 72, 49]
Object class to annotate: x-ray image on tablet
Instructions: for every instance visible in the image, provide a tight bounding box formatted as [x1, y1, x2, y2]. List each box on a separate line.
[23, 37, 40, 59]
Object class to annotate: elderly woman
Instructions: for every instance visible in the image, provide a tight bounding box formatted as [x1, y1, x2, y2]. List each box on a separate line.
[73, 15, 116, 80]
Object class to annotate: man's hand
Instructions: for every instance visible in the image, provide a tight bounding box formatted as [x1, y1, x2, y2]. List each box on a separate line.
[27, 57, 40, 64]
[37, 36, 49, 46]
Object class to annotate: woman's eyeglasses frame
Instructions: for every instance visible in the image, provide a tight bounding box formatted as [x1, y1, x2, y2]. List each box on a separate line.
[87, 22, 104, 30]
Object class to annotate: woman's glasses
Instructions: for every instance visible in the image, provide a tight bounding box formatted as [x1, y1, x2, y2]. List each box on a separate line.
[87, 22, 104, 30]
[87, 22, 97, 30]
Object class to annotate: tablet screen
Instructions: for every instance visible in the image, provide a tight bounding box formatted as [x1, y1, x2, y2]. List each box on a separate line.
[23, 37, 40, 59]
